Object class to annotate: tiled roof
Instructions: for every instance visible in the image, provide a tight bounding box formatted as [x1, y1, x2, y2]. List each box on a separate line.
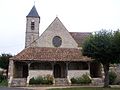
[10, 47, 91, 62]
[70, 32, 91, 47]
[27, 5, 40, 18]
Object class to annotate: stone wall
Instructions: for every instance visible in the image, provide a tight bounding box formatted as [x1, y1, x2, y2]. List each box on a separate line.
[68, 70, 90, 79]
[34, 17, 78, 48]
[25, 17, 39, 48]
[29, 70, 52, 79]
[29, 69, 90, 79]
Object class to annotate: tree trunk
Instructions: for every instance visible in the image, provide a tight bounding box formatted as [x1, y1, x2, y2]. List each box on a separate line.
[103, 63, 110, 88]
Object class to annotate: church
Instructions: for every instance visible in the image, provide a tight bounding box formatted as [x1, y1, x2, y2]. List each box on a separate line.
[8, 5, 102, 86]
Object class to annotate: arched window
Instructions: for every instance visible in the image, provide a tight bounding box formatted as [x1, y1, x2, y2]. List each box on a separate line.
[68, 62, 88, 70]
[30, 62, 52, 70]
[31, 21, 35, 30]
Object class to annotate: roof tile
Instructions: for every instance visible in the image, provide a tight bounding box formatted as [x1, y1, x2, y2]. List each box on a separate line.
[70, 32, 91, 47]
[10, 47, 91, 62]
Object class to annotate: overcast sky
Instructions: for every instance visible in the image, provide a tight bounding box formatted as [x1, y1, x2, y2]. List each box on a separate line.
[0, 0, 120, 55]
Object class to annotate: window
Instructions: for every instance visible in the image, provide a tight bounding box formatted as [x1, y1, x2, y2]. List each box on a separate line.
[52, 36, 62, 47]
[30, 62, 52, 70]
[31, 21, 35, 30]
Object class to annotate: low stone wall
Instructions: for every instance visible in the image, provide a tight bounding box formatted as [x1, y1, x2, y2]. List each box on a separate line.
[68, 70, 90, 79]
[29, 70, 52, 79]
[29, 70, 90, 79]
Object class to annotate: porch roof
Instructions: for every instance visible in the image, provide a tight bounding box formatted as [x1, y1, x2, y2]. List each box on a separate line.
[10, 47, 92, 62]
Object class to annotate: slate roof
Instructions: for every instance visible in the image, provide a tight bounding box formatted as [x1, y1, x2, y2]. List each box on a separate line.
[27, 5, 40, 18]
[10, 47, 91, 62]
[70, 32, 91, 47]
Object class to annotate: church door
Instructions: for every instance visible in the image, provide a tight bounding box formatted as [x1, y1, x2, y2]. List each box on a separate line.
[54, 64, 61, 78]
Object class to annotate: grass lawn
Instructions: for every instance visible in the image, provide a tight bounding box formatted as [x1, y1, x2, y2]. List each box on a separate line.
[48, 87, 120, 90]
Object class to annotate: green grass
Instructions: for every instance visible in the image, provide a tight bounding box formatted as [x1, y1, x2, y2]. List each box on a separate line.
[48, 87, 120, 90]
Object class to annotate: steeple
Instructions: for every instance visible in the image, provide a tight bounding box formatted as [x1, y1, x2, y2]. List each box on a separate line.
[27, 5, 40, 18]
[25, 5, 40, 48]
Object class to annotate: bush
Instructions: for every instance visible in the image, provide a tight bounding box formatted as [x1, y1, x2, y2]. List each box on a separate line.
[109, 71, 117, 85]
[29, 76, 43, 85]
[36, 76, 43, 84]
[29, 74, 54, 85]
[29, 77, 36, 84]
[71, 74, 92, 84]
[0, 79, 8, 86]
[43, 75, 54, 85]
[0, 75, 6, 83]
[0, 75, 7, 86]
[71, 77, 77, 84]
[80, 74, 92, 84]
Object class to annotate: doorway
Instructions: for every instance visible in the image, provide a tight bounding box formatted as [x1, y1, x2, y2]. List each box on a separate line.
[22, 64, 28, 78]
[14, 62, 28, 78]
[54, 64, 61, 78]
[53, 63, 66, 78]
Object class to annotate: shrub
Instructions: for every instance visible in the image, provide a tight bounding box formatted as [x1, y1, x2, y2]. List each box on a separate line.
[29, 77, 37, 84]
[36, 76, 43, 84]
[45, 74, 54, 84]
[0, 75, 6, 83]
[29, 76, 43, 85]
[71, 77, 77, 84]
[0, 79, 8, 86]
[80, 74, 92, 84]
[0, 75, 7, 86]
[29, 74, 54, 85]
[71, 74, 92, 84]
[109, 71, 117, 85]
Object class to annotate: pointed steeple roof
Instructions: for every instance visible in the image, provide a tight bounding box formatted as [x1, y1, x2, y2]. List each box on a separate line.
[27, 5, 40, 18]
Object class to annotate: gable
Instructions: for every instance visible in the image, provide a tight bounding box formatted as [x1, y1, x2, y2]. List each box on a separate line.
[35, 17, 78, 48]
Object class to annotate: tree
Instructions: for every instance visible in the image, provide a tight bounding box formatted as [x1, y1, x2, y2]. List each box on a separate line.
[82, 30, 120, 87]
[112, 30, 120, 63]
[0, 54, 12, 76]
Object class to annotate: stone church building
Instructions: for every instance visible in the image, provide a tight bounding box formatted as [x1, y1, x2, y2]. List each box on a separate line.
[8, 6, 102, 86]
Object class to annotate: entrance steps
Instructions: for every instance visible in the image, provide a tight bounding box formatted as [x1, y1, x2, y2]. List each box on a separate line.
[91, 78, 104, 86]
[11, 78, 27, 87]
[55, 78, 69, 86]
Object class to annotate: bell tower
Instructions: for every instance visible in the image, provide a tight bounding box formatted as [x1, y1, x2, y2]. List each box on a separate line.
[25, 5, 40, 48]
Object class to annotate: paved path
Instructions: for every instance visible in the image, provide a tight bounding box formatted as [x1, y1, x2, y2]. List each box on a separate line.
[18, 86, 101, 90]
[1, 85, 120, 90]
[0, 86, 104, 90]
[19, 86, 64, 90]
[0, 87, 31, 90]
[19, 85, 120, 90]
[0, 87, 59, 90]
[16, 86, 77, 90]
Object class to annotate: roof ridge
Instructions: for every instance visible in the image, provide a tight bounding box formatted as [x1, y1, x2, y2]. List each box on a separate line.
[69, 32, 92, 33]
